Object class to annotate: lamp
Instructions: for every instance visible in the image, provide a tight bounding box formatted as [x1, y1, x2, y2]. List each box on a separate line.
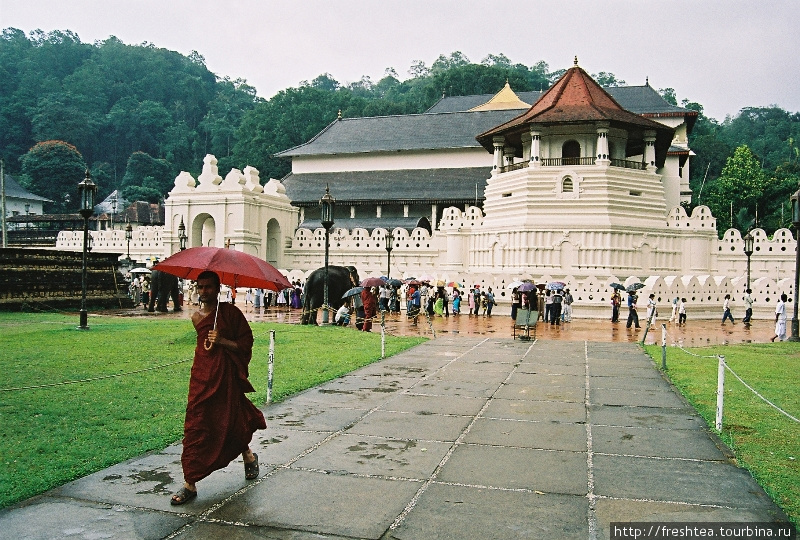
[77, 170, 97, 330]
[178, 216, 187, 251]
[743, 231, 754, 291]
[385, 230, 394, 279]
[110, 194, 117, 230]
[125, 223, 133, 261]
[319, 185, 335, 324]
[789, 188, 800, 341]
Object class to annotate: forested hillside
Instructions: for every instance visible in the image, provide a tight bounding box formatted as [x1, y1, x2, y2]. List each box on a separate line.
[1, 29, 798, 235]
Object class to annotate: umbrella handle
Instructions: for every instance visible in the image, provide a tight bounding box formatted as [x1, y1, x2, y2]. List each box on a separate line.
[203, 302, 220, 351]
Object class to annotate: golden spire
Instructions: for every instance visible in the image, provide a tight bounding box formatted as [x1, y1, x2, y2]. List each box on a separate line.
[574, 56, 579, 67]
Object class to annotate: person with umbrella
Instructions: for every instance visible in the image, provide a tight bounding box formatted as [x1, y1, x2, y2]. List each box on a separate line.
[361, 286, 377, 332]
[610, 288, 622, 323]
[170, 270, 266, 505]
[626, 289, 641, 329]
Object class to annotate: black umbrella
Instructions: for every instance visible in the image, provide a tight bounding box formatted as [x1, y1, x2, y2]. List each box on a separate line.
[342, 286, 364, 299]
[610, 283, 625, 291]
[387, 278, 403, 287]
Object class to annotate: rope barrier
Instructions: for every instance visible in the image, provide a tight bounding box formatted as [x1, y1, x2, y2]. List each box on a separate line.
[0, 357, 192, 392]
[723, 362, 799, 423]
[661, 327, 798, 424]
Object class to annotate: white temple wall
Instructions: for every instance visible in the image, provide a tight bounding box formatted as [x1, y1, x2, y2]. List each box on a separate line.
[290, 147, 490, 174]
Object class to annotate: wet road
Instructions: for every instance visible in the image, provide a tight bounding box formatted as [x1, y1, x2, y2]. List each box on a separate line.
[122, 303, 779, 347]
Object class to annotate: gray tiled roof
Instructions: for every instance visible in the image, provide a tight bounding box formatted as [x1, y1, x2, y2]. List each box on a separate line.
[425, 86, 690, 115]
[283, 168, 489, 205]
[298, 216, 432, 234]
[2, 175, 52, 202]
[275, 110, 518, 157]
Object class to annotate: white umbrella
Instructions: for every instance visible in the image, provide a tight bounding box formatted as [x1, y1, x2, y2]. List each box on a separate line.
[129, 267, 151, 274]
[507, 281, 525, 290]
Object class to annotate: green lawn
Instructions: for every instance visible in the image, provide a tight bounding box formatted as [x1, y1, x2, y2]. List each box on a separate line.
[0, 312, 426, 509]
[644, 342, 800, 529]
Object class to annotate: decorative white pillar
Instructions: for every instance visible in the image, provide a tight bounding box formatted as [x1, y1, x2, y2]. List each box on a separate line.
[350, 205, 355, 218]
[644, 130, 657, 171]
[492, 136, 505, 171]
[504, 147, 515, 168]
[299, 207, 305, 223]
[530, 129, 541, 167]
[376, 205, 381, 218]
[521, 132, 532, 162]
[596, 124, 610, 164]
[403, 204, 409, 217]
[431, 204, 437, 229]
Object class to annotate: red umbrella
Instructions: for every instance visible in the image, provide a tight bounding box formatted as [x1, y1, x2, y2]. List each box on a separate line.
[361, 276, 387, 288]
[153, 247, 291, 291]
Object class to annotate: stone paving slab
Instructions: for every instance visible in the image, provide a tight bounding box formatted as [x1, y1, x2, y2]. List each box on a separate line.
[517, 361, 586, 375]
[590, 404, 705, 430]
[292, 433, 451, 479]
[506, 371, 586, 387]
[377, 393, 486, 416]
[593, 454, 779, 508]
[495, 382, 586, 402]
[390, 484, 589, 540]
[411, 378, 499, 399]
[594, 499, 791, 540]
[591, 386, 687, 408]
[263, 400, 369, 431]
[0, 497, 190, 540]
[592, 425, 726, 460]
[464, 417, 587, 451]
[346, 409, 473, 442]
[437, 444, 587, 494]
[250, 428, 334, 465]
[482, 397, 587, 423]
[210, 468, 421, 539]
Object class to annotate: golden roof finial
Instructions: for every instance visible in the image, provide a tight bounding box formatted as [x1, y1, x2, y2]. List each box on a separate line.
[337, 109, 342, 120]
[574, 56, 579, 67]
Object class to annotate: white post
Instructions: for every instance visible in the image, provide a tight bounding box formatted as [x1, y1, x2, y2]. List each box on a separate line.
[661, 324, 667, 370]
[381, 310, 386, 359]
[267, 330, 275, 404]
[715, 355, 725, 432]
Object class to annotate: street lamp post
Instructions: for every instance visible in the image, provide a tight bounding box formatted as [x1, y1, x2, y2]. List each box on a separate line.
[178, 217, 187, 251]
[110, 194, 117, 230]
[125, 223, 133, 261]
[320, 185, 335, 325]
[385, 230, 394, 279]
[789, 188, 800, 341]
[743, 231, 754, 291]
[77, 170, 97, 330]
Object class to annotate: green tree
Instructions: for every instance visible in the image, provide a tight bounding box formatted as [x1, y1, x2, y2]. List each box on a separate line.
[120, 151, 171, 203]
[20, 140, 87, 213]
[705, 145, 767, 233]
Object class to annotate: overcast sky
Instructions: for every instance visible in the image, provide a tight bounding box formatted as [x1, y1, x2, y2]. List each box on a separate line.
[2, 0, 798, 121]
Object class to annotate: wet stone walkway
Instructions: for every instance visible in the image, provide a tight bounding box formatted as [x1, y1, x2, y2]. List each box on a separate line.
[0, 338, 788, 539]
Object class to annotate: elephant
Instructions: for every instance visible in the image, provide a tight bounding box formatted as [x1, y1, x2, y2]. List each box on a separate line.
[148, 269, 181, 313]
[301, 265, 360, 325]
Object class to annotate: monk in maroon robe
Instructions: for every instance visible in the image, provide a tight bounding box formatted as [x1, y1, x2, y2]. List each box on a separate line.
[361, 287, 377, 332]
[171, 271, 266, 505]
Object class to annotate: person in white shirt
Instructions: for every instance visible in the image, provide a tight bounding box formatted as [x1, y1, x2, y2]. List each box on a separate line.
[646, 293, 657, 324]
[771, 294, 787, 342]
[722, 294, 735, 325]
[742, 289, 754, 325]
[678, 298, 687, 325]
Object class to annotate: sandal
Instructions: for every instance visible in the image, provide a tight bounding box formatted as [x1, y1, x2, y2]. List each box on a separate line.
[170, 486, 197, 506]
[244, 453, 259, 480]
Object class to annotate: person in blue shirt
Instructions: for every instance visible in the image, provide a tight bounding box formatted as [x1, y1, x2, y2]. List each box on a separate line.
[626, 291, 640, 328]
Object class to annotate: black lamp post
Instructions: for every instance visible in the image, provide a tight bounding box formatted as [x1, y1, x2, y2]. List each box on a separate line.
[789, 188, 800, 341]
[77, 170, 97, 330]
[178, 217, 187, 251]
[125, 223, 133, 261]
[320, 185, 335, 324]
[385, 230, 394, 279]
[743, 231, 754, 291]
[110, 194, 117, 230]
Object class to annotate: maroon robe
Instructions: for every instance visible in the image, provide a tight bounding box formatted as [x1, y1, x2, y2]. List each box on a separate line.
[182, 302, 266, 484]
[361, 289, 377, 332]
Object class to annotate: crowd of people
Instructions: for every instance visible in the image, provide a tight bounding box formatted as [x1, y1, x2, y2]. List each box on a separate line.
[128, 271, 791, 343]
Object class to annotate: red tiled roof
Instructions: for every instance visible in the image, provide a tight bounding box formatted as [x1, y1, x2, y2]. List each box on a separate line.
[476, 65, 675, 167]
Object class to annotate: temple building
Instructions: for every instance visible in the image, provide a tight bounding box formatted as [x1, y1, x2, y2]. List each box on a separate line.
[152, 61, 797, 316]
